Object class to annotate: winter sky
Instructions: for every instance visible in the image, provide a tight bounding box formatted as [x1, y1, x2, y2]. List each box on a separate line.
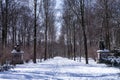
[55, 0, 63, 39]
[27, 0, 63, 39]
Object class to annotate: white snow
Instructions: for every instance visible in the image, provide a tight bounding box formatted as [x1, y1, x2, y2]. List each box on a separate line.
[0, 57, 120, 80]
[11, 49, 24, 54]
[97, 49, 110, 53]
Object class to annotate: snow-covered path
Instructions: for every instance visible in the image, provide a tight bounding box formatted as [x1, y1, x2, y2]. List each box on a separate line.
[0, 57, 120, 80]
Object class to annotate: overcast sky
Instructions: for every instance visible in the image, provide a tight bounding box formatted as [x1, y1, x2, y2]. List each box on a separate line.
[55, 0, 63, 9]
[55, 0, 63, 39]
[27, 0, 63, 39]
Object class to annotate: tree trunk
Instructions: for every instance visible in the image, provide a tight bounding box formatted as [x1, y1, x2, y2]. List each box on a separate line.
[73, 22, 76, 61]
[33, 0, 37, 63]
[104, 0, 110, 49]
[5, 0, 8, 47]
[44, 0, 48, 60]
[80, 0, 88, 64]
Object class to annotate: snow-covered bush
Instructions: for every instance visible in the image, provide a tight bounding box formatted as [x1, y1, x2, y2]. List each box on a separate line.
[101, 56, 120, 66]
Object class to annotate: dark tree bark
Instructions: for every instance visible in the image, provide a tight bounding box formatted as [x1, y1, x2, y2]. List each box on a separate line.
[33, 0, 37, 63]
[73, 21, 76, 61]
[80, 0, 88, 64]
[5, 0, 8, 47]
[104, 0, 110, 49]
[44, 0, 48, 60]
[0, 0, 4, 52]
[1, 0, 8, 55]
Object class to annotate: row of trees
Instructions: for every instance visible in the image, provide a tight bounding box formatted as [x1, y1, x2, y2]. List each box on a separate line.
[0, 0, 56, 64]
[0, 0, 120, 64]
[60, 0, 120, 63]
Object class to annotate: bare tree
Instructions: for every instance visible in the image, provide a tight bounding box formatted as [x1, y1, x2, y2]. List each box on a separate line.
[33, 0, 37, 63]
[65, 0, 88, 64]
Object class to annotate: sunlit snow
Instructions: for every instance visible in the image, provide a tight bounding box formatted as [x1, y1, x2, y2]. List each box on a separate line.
[0, 57, 120, 80]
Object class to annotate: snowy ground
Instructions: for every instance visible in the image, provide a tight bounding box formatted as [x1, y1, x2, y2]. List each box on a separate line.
[0, 57, 120, 80]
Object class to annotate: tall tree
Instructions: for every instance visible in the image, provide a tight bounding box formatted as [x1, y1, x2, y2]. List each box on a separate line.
[95, 0, 116, 49]
[80, 0, 88, 64]
[0, 0, 8, 56]
[43, 0, 48, 60]
[103, 0, 111, 49]
[33, 0, 37, 63]
[66, 0, 88, 64]
[43, 0, 55, 60]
